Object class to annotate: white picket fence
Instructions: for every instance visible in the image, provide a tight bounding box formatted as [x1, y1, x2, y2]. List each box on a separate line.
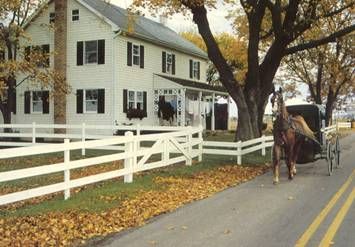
[0, 123, 192, 155]
[203, 135, 274, 164]
[0, 126, 203, 206]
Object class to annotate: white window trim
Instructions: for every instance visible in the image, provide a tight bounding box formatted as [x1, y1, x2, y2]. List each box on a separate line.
[31, 91, 43, 114]
[72, 9, 79, 21]
[84, 40, 98, 65]
[132, 44, 140, 66]
[166, 52, 173, 74]
[84, 89, 98, 114]
[193, 60, 199, 79]
[128, 90, 144, 110]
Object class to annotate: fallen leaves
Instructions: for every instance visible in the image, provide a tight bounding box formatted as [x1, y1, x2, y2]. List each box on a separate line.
[0, 164, 268, 246]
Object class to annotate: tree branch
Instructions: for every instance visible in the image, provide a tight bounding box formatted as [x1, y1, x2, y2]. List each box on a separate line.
[285, 24, 355, 55]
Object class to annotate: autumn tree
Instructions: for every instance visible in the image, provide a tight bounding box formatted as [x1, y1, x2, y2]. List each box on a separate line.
[132, 0, 355, 140]
[0, 0, 67, 128]
[284, 6, 354, 126]
[181, 31, 248, 85]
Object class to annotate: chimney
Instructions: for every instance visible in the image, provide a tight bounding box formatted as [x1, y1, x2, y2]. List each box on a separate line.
[159, 15, 168, 26]
[54, 0, 67, 130]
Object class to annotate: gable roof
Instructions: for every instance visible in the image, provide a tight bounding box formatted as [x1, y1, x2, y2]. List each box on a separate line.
[80, 0, 207, 59]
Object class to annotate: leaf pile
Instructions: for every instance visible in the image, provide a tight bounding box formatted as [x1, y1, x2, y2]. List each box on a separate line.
[0, 165, 267, 246]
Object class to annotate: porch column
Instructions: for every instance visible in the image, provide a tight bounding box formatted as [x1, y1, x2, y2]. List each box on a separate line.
[212, 93, 215, 131]
[227, 96, 231, 131]
[198, 91, 203, 126]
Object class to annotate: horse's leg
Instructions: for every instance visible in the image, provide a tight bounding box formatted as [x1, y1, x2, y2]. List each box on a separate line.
[273, 145, 281, 184]
[292, 137, 304, 176]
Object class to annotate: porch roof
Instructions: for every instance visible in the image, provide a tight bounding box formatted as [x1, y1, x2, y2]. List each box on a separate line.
[155, 74, 227, 94]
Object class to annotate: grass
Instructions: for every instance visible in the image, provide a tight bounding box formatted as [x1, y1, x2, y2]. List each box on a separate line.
[0, 132, 271, 218]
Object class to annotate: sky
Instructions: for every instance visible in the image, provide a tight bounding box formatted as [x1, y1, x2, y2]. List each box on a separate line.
[110, 0, 234, 33]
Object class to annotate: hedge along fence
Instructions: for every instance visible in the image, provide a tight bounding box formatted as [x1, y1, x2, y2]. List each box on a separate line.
[203, 135, 274, 164]
[0, 126, 203, 206]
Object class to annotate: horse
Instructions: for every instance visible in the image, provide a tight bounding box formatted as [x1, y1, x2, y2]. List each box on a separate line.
[271, 88, 315, 184]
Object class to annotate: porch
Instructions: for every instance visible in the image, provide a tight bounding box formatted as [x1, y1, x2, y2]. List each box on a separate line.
[153, 74, 230, 130]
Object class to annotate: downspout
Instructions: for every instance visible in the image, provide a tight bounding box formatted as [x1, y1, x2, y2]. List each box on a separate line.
[112, 29, 122, 128]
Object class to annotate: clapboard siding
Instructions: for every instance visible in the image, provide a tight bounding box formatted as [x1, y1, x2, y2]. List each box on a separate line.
[14, 0, 208, 132]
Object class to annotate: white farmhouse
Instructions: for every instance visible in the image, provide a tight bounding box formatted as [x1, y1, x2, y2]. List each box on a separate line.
[13, 0, 228, 133]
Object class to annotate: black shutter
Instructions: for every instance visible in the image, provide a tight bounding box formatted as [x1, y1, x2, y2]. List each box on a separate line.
[77, 41, 83, 66]
[197, 61, 200, 80]
[172, 54, 176, 75]
[12, 89, 16, 114]
[0, 51, 5, 61]
[98, 39, 105, 64]
[42, 91, 49, 114]
[42, 44, 50, 67]
[140, 45, 144, 68]
[127, 42, 132, 66]
[143, 91, 147, 117]
[189, 59, 193, 78]
[162, 51, 166, 73]
[25, 46, 31, 61]
[123, 89, 128, 113]
[76, 89, 83, 114]
[98, 89, 105, 114]
[24, 91, 31, 114]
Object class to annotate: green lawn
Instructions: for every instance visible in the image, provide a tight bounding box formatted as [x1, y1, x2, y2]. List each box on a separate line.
[0, 132, 271, 218]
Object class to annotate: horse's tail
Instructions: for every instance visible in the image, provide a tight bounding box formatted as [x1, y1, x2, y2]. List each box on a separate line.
[292, 116, 316, 140]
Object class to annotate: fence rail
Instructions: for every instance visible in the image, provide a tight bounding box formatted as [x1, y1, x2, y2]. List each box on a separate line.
[0, 126, 203, 206]
[203, 135, 274, 164]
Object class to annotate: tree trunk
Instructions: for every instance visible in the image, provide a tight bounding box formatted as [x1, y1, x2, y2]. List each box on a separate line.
[325, 88, 335, 126]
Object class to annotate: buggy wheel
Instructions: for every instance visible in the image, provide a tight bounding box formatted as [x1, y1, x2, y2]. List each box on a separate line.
[327, 142, 334, 176]
[335, 136, 340, 168]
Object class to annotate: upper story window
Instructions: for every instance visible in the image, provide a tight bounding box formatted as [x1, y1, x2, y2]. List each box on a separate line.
[24, 45, 50, 67]
[72, 9, 79, 21]
[132, 45, 140, 66]
[128, 90, 144, 110]
[77, 40, 105, 65]
[127, 42, 144, 68]
[85, 40, 98, 64]
[49, 12, 55, 23]
[162, 51, 175, 75]
[189, 59, 200, 80]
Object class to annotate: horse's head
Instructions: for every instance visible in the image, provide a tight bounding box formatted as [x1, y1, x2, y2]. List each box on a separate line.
[270, 87, 284, 117]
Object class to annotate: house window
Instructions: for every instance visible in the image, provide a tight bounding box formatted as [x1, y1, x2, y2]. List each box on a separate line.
[193, 61, 199, 79]
[72, 9, 79, 21]
[189, 59, 200, 79]
[128, 90, 144, 110]
[32, 91, 43, 113]
[84, 89, 98, 113]
[49, 12, 55, 23]
[24, 90, 49, 114]
[166, 53, 173, 73]
[85, 40, 98, 64]
[132, 44, 140, 66]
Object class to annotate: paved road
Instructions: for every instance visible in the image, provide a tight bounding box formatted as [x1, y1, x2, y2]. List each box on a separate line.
[97, 134, 355, 247]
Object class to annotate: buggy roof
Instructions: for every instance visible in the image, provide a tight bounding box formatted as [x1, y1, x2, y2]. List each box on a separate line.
[287, 104, 325, 118]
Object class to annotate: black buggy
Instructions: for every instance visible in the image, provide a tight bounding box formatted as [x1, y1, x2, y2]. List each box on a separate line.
[286, 104, 341, 175]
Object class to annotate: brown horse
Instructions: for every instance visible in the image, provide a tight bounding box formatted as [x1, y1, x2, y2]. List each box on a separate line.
[271, 88, 315, 184]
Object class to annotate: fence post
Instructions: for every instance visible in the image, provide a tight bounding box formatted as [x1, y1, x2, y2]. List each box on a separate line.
[163, 137, 169, 163]
[237, 141, 242, 165]
[81, 123, 86, 156]
[64, 139, 71, 200]
[336, 121, 339, 132]
[136, 124, 141, 150]
[261, 135, 266, 156]
[32, 122, 36, 144]
[186, 130, 192, 166]
[198, 125, 203, 162]
[124, 131, 134, 183]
